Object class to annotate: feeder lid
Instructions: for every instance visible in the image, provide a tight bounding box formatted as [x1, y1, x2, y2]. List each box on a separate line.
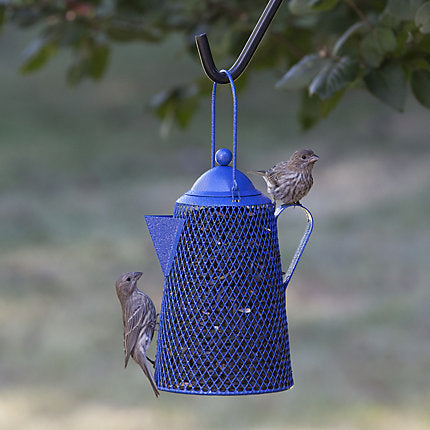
[176, 148, 271, 206]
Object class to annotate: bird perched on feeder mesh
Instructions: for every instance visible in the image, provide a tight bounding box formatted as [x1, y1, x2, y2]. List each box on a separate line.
[115, 271, 159, 398]
[250, 149, 319, 206]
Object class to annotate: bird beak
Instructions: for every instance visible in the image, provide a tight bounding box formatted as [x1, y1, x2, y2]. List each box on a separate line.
[132, 272, 143, 280]
[309, 154, 319, 164]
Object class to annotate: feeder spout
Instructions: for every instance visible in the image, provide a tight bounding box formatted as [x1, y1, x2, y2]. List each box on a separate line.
[145, 215, 185, 277]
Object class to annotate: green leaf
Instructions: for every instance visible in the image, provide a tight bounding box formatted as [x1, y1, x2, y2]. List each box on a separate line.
[319, 89, 346, 117]
[360, 27, 397, 68]
[8, 6, 42, 27]
[299, 86, 346, 130]
[333, 22, 366, 56]
[309, 56, 359, 100]
[406, 57, 430, 70]
[299, 92, 321, 130]
[310, 0, 340, 12]
[67, 58, 87, 86]
[151, 84, 200, 129]
[88, 43, 109, 80]
[57, 22, 87, 47]
[392, 27, 412, 56]
[415, 2, 430, 33]
[411, 69, 430, 107]
[386, 0, 425, 20]
[0, 4, 5, 27]
[65, 39, 110, 85]
[106, 21, 162, 43]
[360, 38, 383, 68]
[364, 62, 407, 111]
[20, 37, 57, 73]
[289, 0, 339, 14]
[289, 0, 315, 15]
[275, 54, 331, 91]
[414, 33, 430, 51]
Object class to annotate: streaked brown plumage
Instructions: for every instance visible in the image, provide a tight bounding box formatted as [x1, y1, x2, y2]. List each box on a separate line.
[115, 271, 159, 398]
[250, 149, 319, 206]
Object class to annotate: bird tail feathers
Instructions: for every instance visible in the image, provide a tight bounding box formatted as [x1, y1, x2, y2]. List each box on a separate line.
[135, 349, 160, 398]
[248, 170, 266, 176]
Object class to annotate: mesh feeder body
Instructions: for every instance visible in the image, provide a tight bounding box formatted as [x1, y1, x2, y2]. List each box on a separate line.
[146, 149, 295, 395]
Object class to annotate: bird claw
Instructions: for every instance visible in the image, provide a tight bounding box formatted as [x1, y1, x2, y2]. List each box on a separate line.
[146, 356, 156, 369]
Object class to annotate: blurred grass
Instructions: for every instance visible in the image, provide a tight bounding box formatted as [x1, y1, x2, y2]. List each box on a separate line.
[1, 26, 430, 430]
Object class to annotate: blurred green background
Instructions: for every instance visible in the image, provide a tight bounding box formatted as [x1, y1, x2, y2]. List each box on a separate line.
[1, 26, 430, 430]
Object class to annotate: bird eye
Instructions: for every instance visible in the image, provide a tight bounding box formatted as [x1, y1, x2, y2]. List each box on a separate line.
[126, 277, 131, 282]
[301, 155, 307, 159]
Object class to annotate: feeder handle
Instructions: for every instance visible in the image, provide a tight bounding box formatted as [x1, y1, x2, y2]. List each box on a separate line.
[211, 69, 239, 199]
[275, 204, 314, 290]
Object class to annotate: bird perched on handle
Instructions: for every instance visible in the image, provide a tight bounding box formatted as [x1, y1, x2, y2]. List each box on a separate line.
[115, 271, 159, 398]
[250, 149, 319, 206]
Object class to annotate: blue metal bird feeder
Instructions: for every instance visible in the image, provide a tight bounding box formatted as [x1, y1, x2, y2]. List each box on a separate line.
[145, 69, 314, 395]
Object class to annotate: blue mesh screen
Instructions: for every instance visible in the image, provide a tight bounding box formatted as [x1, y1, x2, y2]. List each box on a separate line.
[154, 203, 294, 395]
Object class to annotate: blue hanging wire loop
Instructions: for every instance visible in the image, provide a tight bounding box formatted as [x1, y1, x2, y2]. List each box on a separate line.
[211, 69, 239, 201]
[211, 83, 217, 168]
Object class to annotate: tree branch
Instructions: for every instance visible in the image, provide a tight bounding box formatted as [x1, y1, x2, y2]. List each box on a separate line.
[344, 0, 373, 30]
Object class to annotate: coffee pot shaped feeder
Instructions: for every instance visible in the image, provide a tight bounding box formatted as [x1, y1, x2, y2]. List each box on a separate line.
[145, 0, 314, 395]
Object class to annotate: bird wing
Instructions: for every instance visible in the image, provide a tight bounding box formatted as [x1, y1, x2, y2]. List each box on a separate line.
[265, 162, 289, 186]
[123, 293, 156, 367]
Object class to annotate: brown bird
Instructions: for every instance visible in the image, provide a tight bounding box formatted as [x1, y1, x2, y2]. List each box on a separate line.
[250, 149, 319, 206]
[115, 271, 159, 398]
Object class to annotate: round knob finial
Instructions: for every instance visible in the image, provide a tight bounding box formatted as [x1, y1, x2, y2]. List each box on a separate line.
[215, 148, 232, 166]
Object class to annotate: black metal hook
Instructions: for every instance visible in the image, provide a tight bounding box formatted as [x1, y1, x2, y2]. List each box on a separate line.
[195, 0, 283, 84]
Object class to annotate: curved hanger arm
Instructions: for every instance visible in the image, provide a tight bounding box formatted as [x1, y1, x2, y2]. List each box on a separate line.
[275, 204, 314, 290]
[195, 0, 284, 84]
